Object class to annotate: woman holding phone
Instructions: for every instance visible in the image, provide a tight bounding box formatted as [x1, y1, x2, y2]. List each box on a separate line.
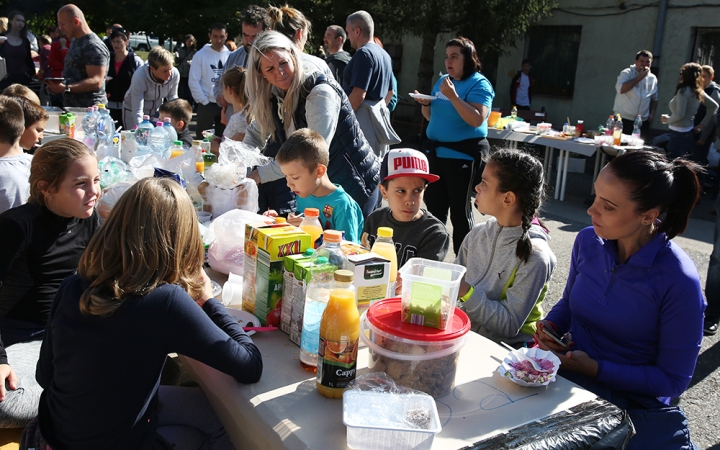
[535, 151, 704, 449]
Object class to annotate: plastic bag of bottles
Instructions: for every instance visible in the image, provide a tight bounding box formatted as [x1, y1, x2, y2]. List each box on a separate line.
[96, 181, 136, 220]
[98, 157, 135, 189]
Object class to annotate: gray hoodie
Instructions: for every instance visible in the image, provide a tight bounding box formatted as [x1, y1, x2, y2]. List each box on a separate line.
[455, 217, 556, 345]
[122, 64, 179, 129]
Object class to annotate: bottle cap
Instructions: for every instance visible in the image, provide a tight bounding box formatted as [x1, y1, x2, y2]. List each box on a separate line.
[164, 118, 172, 123]
[87, 106, 93, 112]
[174, 140, 182, 145]
[156, 122, 163, 127]
[334, 269, 354, 282]
[304, 249, 315, 256]
[275, 217, 287, 224]
[316, 256, 329, 264]
[323, 230, 342, 243]
[97, 104, 105, 108]
[143, 115, 150, 120]
[192, 140, 202, 146]
[377, 227, 393, 238]
[304, 208, 319, 217]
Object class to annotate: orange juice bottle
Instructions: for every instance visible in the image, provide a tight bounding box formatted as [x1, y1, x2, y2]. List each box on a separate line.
[300, 208, 323, 248]
[316, 285, 359, 398]
[371, 227, 398, 295]
[169, 140, 185, 159]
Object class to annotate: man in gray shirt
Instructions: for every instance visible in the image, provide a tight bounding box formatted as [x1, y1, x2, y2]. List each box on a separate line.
[46, 4, 109, 107]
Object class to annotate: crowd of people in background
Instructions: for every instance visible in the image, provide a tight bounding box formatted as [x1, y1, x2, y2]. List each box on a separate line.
[0, 3, 717, 450]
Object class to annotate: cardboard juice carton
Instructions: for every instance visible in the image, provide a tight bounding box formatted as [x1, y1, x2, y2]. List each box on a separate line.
[242, 222, 306, 321]
[243, 225, 312, 325]
[280, 250, 315, 334]
[346, 252, 390, 315]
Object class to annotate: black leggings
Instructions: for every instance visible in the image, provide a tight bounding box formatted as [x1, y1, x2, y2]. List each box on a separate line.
[424, 146, 486, 253]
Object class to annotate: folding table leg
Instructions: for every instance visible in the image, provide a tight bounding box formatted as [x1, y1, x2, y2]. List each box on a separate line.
[554, 150, 565, 200]
[560, 150, 570, 201]
[591, 149, 602, 195]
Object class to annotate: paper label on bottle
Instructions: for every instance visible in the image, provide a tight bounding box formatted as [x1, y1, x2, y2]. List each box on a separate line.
[317, 337, 358, 389]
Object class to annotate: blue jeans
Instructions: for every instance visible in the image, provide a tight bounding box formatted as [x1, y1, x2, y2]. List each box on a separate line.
[706, 193, 720, 318]
[667, 130, 697, 159]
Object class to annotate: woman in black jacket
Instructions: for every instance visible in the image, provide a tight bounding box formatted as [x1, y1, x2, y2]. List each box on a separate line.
[0, 11, 35, 90]
[105, 27, 143, 127]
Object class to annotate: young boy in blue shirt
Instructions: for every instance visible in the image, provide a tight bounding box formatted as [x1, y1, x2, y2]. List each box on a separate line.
[275, 129, 364, 243]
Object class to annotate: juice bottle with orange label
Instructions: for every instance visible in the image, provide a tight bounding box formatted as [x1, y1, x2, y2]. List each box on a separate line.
[371, 227, 398, 295]
[300, 208, 323, 248]
[316, 283, 360, 398]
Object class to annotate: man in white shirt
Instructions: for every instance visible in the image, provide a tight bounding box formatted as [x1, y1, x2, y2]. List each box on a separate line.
[189, 22, 229, 139]
[613, 50, 658, 139]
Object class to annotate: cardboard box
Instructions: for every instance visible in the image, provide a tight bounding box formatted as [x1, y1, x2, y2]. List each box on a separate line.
[347, 252, 390, 315]
[242, 223, 311, 325]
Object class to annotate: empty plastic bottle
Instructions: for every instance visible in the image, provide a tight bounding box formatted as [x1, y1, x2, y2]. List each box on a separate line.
[632, 115, 643, 139]
[136, 115, 154, 147]
[95, 104, 114, 144]
[81, 106, 96, 137]
[148, 122, 169, 157]
[163, 118, 178, 143]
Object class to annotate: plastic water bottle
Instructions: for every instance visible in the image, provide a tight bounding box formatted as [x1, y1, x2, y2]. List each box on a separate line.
[95, 104, 114, 144]
[148, 122, 169, 157]
[163, 118, 178, 143]
[299, 257, 335, 372]
[81, 106, 96, 137]
[136, 116, 154, 147]
[315, 230, 348, 270]
[605, 115, 615, 136]
[632, 114, 643, 139]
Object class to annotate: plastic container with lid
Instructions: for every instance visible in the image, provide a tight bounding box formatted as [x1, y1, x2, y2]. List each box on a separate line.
[343, 390, 441, 450]
[361, 298, 470, 398]
[398, 258, 466, 330]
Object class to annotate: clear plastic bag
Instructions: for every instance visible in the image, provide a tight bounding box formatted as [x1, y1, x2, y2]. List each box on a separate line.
[206, 209, 272, 274]
[218, 139, 271, 169]
[343, 373, 440, 432]
[98, 157, 135, 189]
[96, 181, 136, 220]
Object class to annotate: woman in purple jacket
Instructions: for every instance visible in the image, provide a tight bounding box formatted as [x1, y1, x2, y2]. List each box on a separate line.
[536, 151, 704, 449]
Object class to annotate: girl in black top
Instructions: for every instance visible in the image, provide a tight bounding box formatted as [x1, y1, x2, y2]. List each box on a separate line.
[0, 138, 101, 427]
[36, 177, 262, 449]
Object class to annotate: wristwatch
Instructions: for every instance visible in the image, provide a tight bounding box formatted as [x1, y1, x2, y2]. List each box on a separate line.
[65, 84, 71, 93]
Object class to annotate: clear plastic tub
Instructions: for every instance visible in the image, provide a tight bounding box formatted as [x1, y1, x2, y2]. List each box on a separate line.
[361, 298, 470, 398]
[343, 390, 441, 450]
[398, 258, 466, 330]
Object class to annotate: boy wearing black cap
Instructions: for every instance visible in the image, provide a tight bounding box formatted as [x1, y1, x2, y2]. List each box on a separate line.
[361, 148, 450, 266]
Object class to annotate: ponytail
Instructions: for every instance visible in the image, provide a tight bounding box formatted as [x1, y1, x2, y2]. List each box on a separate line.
[486, 148, 547, 264]
[657, 160, 701, 238]
[607, 151, 703, 239]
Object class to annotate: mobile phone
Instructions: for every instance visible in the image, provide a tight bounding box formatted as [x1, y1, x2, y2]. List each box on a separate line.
[542, 326, 568, 348]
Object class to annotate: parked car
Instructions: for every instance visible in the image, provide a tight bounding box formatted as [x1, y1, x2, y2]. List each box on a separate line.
[129, 32, 175, 52]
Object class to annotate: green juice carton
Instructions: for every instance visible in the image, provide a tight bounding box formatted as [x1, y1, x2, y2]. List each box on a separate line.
[242, 223, 311, 325]
[280, 250, 315, 334]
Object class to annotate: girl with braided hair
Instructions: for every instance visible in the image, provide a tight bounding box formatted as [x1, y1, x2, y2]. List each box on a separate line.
[455, 148, 556, 345]
[536, 151, 704, 449]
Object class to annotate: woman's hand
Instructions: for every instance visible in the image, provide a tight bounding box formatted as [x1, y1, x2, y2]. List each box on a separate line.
[412, 90, 431, 106]
[439, 77, 458, 101]
[534, 320, 572, 352]
[554, 350, 599, 378]
[193, 269, 214, 307]
[0, 364, 18, 401]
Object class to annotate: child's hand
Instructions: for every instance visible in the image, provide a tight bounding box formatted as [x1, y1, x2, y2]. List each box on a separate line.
[263, 209, 278, 218]
[220, 106, 228, 125]
[287, 212, 303, 227]
[394, 274, 403, 296]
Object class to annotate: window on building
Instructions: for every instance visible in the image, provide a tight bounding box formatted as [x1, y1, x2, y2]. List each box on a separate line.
[694, 28, 720, 75]
[525, 26, 582, 98]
